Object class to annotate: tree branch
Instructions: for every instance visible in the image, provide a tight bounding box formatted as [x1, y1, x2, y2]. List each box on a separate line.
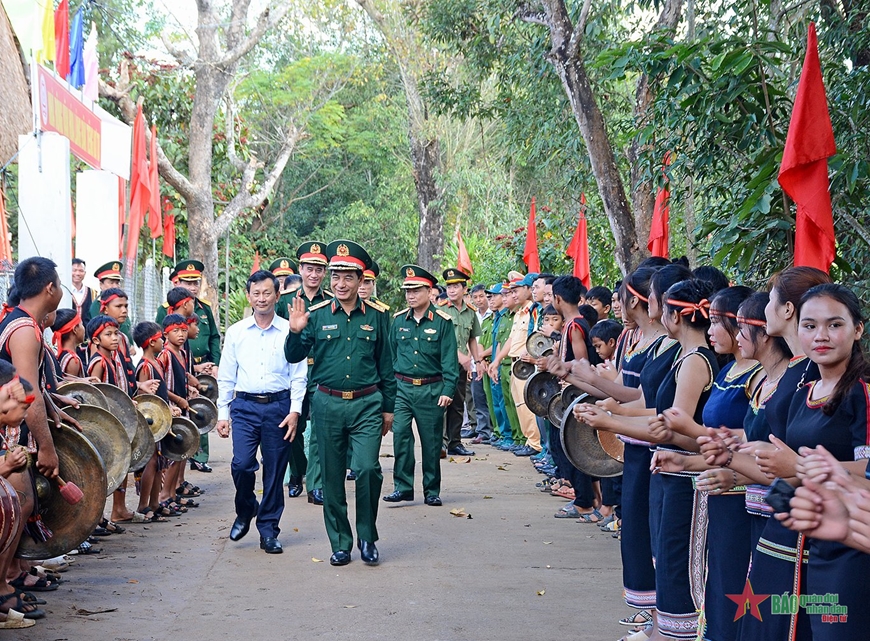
[224, 86, 247, 172]
[218, 3, 291, 69]
[567, 0, 593, 60]
[160, 33, 194, 67]
[98, 75, 198, 201]
[840, 210, 870, 248]
[514, 2, 550, 27]
[214, 125, 305, 236]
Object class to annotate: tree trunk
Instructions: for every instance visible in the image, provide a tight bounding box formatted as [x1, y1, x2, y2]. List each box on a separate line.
[410, 134, 444, 271]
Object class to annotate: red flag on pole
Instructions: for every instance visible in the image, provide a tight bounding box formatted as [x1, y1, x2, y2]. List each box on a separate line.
[162, 198, 175, 259]
[54, 0, 70, 78]
[126, 104, 151, 274]
[567, 194, 591, 288]
[251, 251, 261, 275]
[456, 230, 473, 275]
[648, 153, 672, 258]
[778, 22, 836, 273]
[147, 125, 162, 238]
[523, 197, 541, 272]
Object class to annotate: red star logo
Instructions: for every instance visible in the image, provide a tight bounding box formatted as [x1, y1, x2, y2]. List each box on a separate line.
[726, 579, 770, 621]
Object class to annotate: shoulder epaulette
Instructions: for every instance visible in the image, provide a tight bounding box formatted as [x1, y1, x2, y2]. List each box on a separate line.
[323, 290, 334, 297]
[279, 288, 292, 296]
[367, 299, 388, 313]
[198, 298, 211, 307]
[393, 308, 409, 318]
[436, 299, 448, 307]
[467, 302, 478, 312]
[309, 300, 331, 311]
[161, 302, 169, 309]
[436, 309, 453, 321]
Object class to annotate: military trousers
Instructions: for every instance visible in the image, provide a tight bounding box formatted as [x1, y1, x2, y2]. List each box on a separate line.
[442, 367, 467, 450]
[193, 433, 210, 464]
[312, 389, 384, 552]
[391, 380, 446, 497]
[499, 363, 524, 444]
[287, 389, 323, 491]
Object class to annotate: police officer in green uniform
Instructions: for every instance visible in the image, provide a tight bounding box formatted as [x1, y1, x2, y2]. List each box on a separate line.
[90, 261, 134, 346]
[383, 265, 458, 506]
[156, 259, 222, 472]
[278, 242, 330, 504]
[270, 257, 298, 319]
[440, 268, 482, 457]
[285, 240, 396, 567]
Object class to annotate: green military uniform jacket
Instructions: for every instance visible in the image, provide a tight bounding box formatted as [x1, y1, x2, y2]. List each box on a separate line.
[89, 299, 133, 344]
[156, 298, 221, 364]
[441, 300, 481, 355]
[494, 308, 514, 361]
[284, 296, 397, 413]
[479, 311, 494, 355]
[390, 304, 459, 399]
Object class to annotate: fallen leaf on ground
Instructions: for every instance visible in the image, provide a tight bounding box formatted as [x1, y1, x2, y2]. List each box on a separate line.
[344, 605, 357, 608]
[449, 508, 467, 517]
[497, 466, 507, 471]
[537, 590, 546, 596]
[75, 608, 118, 616]
[127, 579, 139, 584]
[448, 457, 457, 463]
[462, 457, 471, 463]
[293, 528, 299, 532]
[483, 495, 493, 499]
[312, 557, 324, 563]
[543, 541, 552, 545]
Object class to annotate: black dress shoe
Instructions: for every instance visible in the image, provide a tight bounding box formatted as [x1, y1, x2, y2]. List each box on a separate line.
[424, 496, 442, 506]
[287, 476, 304, 498]
[190, 460, 213, 473]
[447, 445, 475, 456]
[346, 470, 357, 481]
[260, 537, 283, 554]
[382, 490, 414, 503]
[357, 539, 379, 566]
[229, 507, 257, 542]
[330, 550, 351, 566]
[307, 489, 324, 505]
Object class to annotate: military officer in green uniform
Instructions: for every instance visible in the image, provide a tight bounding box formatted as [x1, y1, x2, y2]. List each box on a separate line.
[359, 261, 390, 311]
[440, 268, 482, 457]
[270, 257, 298, 320]
[285, 240, 396, 567]
[279, 242, 329, 504]
[90, 261, 134, 347]
[383, 265, 457, 506]
[156, 259, 222, 472]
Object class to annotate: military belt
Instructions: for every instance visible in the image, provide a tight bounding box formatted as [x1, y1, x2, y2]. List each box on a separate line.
[317, 384, 378, 400]
[395, 374, 443, 386]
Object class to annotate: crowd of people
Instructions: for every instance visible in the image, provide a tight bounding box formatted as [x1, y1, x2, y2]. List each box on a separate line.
[0, 244, 867, 641]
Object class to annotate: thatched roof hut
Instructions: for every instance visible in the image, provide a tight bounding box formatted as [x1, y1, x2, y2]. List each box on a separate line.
[0, 4, 32, 167]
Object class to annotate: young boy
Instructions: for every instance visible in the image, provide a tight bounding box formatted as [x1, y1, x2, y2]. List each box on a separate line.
[589, 319, 623, 363]
[539, 305, 563, 339]
[51, 309, 86, 378]
[132, 322, 176, 522]
[585, 286, 612, 321]
[156, 314, 200, 513]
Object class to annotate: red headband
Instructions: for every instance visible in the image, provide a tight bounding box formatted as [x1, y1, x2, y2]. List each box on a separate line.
[625, 283, 648, 303]
[170, 296, 193, 312]
[1, 375, 34, 405]
[666, 298, 710, 322]
[736, 315, 767, 328]
[90, 320, 117, 341]
[51, 313, 82, 351]
[142, 331, 163, 348]
[186, 316, 198, 325]
[709, 309, 737, 320]
[164, 322, 188, 334]
[99, 293, 124, 312]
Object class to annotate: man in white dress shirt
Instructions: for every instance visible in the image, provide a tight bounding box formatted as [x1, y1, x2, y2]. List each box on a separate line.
[217, 270, 307, 554]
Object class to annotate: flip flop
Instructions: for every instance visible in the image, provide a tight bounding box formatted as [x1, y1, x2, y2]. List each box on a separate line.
[551, 486, 576, 500]
[0, 609, 35, 629]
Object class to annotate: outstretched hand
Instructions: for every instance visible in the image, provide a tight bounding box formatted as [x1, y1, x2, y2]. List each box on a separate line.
[289, 297, 311, 334]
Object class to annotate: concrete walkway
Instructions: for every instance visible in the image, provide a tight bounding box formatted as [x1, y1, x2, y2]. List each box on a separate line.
[25, 433, 630, 641]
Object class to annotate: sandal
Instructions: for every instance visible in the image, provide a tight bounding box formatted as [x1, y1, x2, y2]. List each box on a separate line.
[117, 511, 149, 524]
[10, 572, 57, 592]
[619, 610, 653, 627]
[29, 567, 62, 583]
[139, 508, 168, 523]
[99, 518, 126, 533]
[92, 526, 113, 536]
[597, 514, 617, 529]
[174, 497, 200, 508]
[554, 503, 582, 519]
[14, 590, 47, 605]
[176, 482, 202, 496]
[602, 518, 622, 532]
[0, 590, 45, 619]
[71, 542, 102, 555]
[0, 608, 36, 629]
[576, 509, 605, 523]
[159, 500, 185, 515]
[551, 486, 576, 500]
